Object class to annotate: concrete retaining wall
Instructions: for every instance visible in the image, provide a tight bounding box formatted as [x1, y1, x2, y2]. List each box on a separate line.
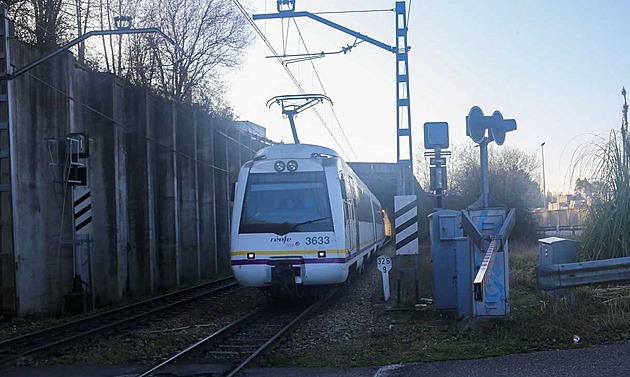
[531, 208, 587, 229]
[7, 41, 270, 315]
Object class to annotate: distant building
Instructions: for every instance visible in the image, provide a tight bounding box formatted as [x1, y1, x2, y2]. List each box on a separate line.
[235, 120, 266, 138]
[547, 193, 587, 210]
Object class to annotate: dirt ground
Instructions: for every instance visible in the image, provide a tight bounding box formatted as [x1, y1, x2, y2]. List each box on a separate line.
[3, 241, 629, 369]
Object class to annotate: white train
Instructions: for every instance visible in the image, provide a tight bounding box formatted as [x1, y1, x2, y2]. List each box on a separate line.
[230, 144, 386, 297]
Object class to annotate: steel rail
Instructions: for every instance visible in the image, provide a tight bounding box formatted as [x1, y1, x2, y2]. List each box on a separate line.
[137, 286, 340, 377]
[226, 286, 339, 377]
[0, 277, 238, 365]
[135, 309, 263, 377]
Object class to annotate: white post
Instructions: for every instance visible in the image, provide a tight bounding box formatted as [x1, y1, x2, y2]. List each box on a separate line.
[377, 255, 392, 301]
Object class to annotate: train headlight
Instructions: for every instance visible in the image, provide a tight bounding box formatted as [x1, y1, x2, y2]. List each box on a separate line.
[247, 252, 255, 260]
[287, 160, 298, 172]
[274, 161, 286, 172]
[318, 250, 326, 258]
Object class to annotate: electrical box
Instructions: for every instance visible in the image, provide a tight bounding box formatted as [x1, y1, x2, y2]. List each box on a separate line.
[538, 237, 579, 266]
[462, 208, 513, 318]
[429, 210, 466, 313]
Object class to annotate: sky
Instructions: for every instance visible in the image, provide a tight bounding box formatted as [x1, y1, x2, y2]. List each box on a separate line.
[226, 0, 630, 194]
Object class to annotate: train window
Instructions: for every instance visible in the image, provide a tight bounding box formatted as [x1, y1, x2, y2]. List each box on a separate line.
[357, 191, 373, 222]
[375, 206, 384, 225]
[239, 172, 334, 234]
[346, 177, 357, 201]
[340, 177, 347, 200]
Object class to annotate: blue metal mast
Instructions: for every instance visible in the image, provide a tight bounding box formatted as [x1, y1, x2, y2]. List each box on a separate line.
[394, 2, 413, 195]
[253, 1, 414, 195]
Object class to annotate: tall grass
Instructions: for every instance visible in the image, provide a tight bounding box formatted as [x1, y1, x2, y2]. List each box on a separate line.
[571, 130, 630, 260]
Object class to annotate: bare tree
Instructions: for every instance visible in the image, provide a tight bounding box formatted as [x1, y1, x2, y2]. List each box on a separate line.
[5, 0, 252, 110]
[4, 0, 35, 43]
[129, 0, 251, 103]
[71, 0, 91, 64]
[416, 142, 542, 241]
[31, 0, 65, 48]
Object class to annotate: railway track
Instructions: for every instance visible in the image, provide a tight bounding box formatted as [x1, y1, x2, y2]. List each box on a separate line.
[136, 286, 340, 377]
[0, 276, 239, 365]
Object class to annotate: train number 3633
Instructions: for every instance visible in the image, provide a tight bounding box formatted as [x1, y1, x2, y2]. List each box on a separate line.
[305, 236, 330, 245]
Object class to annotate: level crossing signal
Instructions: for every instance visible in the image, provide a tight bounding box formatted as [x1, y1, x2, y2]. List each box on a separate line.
[466, 106, 517, 145]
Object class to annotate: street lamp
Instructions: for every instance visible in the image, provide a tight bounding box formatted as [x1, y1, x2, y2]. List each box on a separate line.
[541, 142, 546, 209]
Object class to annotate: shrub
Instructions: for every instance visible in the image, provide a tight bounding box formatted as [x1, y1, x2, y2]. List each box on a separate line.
[571, 130, 630, 260]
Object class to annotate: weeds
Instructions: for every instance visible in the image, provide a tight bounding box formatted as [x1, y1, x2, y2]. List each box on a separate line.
[570, 130, 630, 259]
[263, 243, 630, 367]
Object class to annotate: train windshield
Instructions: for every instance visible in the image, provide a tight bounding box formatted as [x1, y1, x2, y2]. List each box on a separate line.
[239, 171, 333, 235]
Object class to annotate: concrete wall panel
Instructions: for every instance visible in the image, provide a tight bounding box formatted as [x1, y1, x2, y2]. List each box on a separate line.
[8, 41, 271, 315]
[79, 73, 119, 306]
[149, 98, 178, 289]
[176, 106, 198, 283]
[123, 86, 151, 297]
[11, 48, 74, 315]
[197, 116, 218, 278]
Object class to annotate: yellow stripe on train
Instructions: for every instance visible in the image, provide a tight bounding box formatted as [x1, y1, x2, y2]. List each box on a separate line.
[231, 249, 346, 256]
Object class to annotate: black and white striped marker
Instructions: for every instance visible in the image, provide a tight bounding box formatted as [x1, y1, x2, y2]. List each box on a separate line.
[394, 195, 418, 255]
[73, 188, 92, 234]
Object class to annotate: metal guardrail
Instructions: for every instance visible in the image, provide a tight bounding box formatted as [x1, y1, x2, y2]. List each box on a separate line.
[537, 257, 630, 291]
[536, 225, 585, 232]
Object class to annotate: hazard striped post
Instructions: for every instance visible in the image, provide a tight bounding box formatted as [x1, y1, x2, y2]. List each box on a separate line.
[395, 195, 418, 255]
[73, 188, 92, 233]
[72, 186, 92, 300]
[394, 195, 420, 304]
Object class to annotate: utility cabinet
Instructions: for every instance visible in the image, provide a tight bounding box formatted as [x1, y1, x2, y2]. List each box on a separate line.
[539, 237, 579, 266]
[461, 208, 514, 318]
[428, 210, 467, 313]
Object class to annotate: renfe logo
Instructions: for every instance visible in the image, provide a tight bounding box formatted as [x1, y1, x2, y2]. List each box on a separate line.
[270, 235, 292, 243]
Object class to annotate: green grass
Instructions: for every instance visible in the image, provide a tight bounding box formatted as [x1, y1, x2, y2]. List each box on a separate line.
[262, 243, 630, 367]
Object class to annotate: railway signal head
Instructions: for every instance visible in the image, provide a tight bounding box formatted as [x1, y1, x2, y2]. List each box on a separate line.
[466, 106, 517, 145]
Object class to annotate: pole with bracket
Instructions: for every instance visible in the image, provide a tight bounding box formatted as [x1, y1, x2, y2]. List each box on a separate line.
[253, 1, 414, 195]
[0, 3, 18, 313]
[9, 28, 188, 80]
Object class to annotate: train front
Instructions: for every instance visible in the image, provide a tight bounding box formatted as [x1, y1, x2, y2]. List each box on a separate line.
[230, 144, 347, 296]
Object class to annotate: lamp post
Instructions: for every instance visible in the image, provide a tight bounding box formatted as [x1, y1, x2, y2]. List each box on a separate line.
[541, 142, 547, 209]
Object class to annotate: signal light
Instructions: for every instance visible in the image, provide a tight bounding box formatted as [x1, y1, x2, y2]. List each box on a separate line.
[318, 251, 326, 258]
[247, 252, 255, 260]
[274, 161, 286, 172]
[287, 160, 298, 172]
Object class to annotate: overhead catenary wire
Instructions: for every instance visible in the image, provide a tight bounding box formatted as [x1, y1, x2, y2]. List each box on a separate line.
[232, 0, 352, 161]
[291, 19, 358, 161]
[233, 0, 350, 159]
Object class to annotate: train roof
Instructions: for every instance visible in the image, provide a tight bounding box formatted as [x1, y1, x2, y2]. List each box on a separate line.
[254, 143, 339, 160]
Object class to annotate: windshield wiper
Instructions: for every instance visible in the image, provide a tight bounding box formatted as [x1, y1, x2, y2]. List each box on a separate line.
[289, 216, 331, 231]
[240, 217, 332, 236]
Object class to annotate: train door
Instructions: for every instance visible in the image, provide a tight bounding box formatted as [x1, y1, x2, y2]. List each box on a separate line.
[370, 199, 377, 248]
[351, 178, 360, 252]
[354, 198, 360, 251]
[341, 176, 352, 253]
[347, 200, 358, 253]
[342, 176, 359, 253]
